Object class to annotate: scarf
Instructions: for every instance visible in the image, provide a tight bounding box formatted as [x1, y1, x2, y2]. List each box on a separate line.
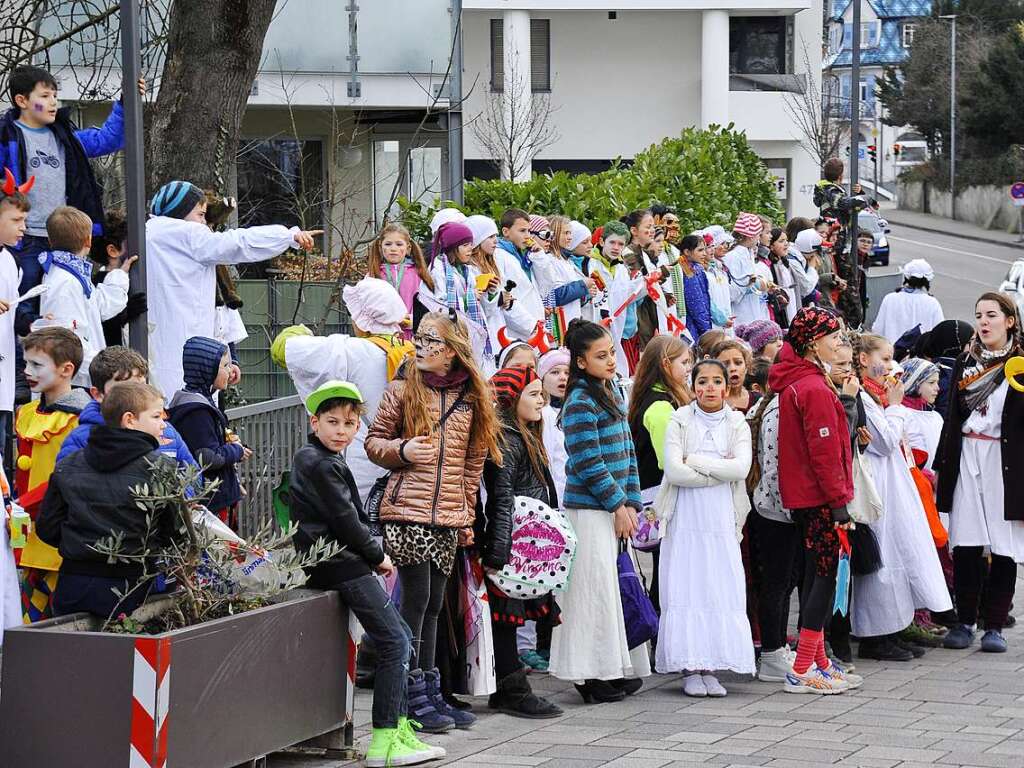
[902, 395, 928, 412]
[422, 367, 470, 391]
[445, 256, 490, 358]
[959, 337, 1017, 415]
[690, 402, 731, 457]
[863, 377, 889, 407]
[668, 261, 686, 319]
[38, 250, 93, 298]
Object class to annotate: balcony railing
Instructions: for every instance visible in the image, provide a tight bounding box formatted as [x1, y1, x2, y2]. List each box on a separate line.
[729, 73, 807, 93]
[826, 101, 878, 119]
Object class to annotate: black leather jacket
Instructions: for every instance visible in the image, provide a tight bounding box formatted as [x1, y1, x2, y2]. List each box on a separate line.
[480, 424, 557, 570]
[290, 435, 385, 585]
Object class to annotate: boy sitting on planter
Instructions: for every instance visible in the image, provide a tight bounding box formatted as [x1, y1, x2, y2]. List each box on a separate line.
[37, 381, 178, 618]
[290, 380, 444, 768]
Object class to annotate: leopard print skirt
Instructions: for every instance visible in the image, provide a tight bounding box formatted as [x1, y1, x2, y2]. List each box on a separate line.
[383, 523, 458, 575]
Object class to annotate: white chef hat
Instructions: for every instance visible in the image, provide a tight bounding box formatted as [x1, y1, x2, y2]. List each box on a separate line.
[465, 214, 498, 248]
[794, 229, 824, 253]
[342, 277, 408, 334]
[429, 207, 467, 236]
[902, 259, 935, 282]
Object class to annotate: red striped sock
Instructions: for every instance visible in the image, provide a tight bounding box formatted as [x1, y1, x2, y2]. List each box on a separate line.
[793, 628, 823, 675]
[814, 634, 831, 671]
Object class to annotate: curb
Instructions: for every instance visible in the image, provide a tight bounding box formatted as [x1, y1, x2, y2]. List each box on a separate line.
[885, 216, 1024, 252]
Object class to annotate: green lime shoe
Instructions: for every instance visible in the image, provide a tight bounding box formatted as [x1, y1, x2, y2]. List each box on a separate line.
[398, 717, 446, 760]
[365, 721, 444, 767]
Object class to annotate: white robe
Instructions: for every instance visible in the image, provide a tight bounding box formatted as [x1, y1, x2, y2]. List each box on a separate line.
[0, 249, 21, 412]
[901, 406, 943, 472]
[852, 396, 952, 637]
[872, 288, 944, 343]
[532, 251, 587, 333]
[40, 263, 128, 387]
[583, 256, 644, 375]
[706, 259, 733, 331]
[146, 216, 298, 397]
[723, 245, 769, 327]
[492, 250, 545, 340]
[541, 403, 567, 508]
[282, 333, 390, 500]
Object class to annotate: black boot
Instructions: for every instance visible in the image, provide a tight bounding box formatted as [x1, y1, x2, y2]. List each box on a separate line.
[609, 678, 643, 696]
[574, 679, 625, 704]
[488, 669, 562, 719]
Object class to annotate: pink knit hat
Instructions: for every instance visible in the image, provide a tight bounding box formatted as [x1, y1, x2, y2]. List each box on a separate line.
[735, 319, 783, 355]
[538, 348, 570, 380]
[733, 212, 764, 239]
[529, 215, 551, 235]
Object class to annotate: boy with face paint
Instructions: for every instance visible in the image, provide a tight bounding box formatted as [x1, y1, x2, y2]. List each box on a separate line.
[13, 326, 92, 621]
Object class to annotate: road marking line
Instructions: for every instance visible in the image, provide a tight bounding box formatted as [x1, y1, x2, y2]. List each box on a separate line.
[889, 235, 1017, 265]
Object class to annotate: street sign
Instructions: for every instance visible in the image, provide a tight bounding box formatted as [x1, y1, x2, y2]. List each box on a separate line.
[1011, 182, 1024, 207]
[767, 167, 788, 200]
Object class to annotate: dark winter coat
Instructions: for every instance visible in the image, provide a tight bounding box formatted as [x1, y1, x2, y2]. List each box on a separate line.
[768, 342, 854, 512]
[167, 391, 243, 511]
[480, 424, 557, 570]
[37, 426, 176, 578]
[290, 434, 385, 584]
[935, 355, 1024, 521]
[629, 386, 676, 491]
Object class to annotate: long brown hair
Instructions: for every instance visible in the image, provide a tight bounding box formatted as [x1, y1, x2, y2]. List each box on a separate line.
[500, 396, 549, 483]
[627, 336, 693, 427]
[367, 223, 434, 291]
[473, 244, 499, 277]
[852, 331, 890, 404]
[401, 312, 502, 461]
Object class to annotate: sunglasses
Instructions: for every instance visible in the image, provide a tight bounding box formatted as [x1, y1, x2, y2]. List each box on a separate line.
[530, 229, 553, 242]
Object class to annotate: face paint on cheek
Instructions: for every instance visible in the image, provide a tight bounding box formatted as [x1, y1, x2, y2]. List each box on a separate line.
[869, 364, 887, 379]
[25, 359, 56, 391]
[33, 103, 45, 112]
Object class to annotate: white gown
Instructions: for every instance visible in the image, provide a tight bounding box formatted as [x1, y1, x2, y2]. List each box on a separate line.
[872, 288, 944, 343]
[852, 396, 953, 637]
[656, 418, 756, 675]
[950, 382, 1024, 562]
[902, 406, 943, 472]
[723, 245, 769, 327]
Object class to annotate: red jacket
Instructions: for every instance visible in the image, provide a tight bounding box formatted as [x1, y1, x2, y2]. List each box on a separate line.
[768, 343, 853, 511]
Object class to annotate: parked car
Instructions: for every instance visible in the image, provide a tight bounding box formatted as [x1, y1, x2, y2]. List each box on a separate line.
[858, 211, 891, 267]
[999, 259, 1024, 320]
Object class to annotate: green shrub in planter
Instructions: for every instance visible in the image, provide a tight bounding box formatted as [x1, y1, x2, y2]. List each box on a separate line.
[397, 125, 783, 242]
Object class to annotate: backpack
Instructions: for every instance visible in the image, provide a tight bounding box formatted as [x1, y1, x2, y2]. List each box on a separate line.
[364, 334, 414, 381]
[486, 496, 577, 599]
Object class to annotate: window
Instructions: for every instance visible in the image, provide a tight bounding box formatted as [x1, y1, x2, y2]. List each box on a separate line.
[236, 138, 324, 230]
[860, 21, 881, 49]
[729, 17, 789, 75]
[373, 139, 446, 226]
[903, 23, 916, 48]
[489, 18, 551, 92]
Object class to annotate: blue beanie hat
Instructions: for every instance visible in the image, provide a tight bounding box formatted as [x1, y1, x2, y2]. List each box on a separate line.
[182, 336, 228, 395]
[151, 181, 205, 219]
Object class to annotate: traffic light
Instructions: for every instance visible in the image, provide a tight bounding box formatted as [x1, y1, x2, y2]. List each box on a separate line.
[868, 144, 877, 163]
[892, 143, 902, 158]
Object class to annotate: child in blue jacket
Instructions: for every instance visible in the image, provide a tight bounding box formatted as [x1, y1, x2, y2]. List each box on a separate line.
[168, 337, 250, 527]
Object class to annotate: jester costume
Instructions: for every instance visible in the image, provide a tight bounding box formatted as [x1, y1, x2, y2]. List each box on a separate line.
[15, 389, 91, 622]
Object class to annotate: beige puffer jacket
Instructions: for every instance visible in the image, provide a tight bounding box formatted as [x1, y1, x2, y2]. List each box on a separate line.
[365, 378, 486, 528]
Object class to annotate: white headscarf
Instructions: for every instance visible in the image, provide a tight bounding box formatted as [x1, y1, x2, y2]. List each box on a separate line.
[568, 221, 592, 251]
[342, 277, 408, 334]
[466, 214, 498, 248]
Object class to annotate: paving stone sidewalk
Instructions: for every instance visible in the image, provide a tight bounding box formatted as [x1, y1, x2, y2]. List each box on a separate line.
[270, 594, 1024, 768]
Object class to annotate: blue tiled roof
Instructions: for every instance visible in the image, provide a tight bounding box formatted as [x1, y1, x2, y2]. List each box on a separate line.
[827, 0, 933, 68]
[830, 0, 932, 21]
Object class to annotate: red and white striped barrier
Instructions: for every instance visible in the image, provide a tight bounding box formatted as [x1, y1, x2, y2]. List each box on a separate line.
[345, 612, 359, 729]
[130, 637, 171, 768]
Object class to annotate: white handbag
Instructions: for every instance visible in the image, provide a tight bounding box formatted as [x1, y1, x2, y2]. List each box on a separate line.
[848, 449, 884, 524]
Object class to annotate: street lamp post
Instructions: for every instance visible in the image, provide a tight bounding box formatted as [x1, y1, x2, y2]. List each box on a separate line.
[120, 0, 147, 357]
[940, 14, 957, 220]
[848, 0, 862, 256]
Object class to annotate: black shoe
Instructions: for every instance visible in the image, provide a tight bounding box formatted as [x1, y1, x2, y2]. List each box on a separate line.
[931, 609, 960, 629]
[829, 637, 854, 664]
[488, 669, 563, 719]
[858, 638, 913, 662]
[609, 678, 643, 696]
[893, 638, 927, 658]
[574, 679, 626, 704]
[1007, 614, 1017, 629]
[443, 693, 473, 710]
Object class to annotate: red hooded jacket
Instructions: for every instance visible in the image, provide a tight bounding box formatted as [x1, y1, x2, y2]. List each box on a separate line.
[767, 343, 854, 511]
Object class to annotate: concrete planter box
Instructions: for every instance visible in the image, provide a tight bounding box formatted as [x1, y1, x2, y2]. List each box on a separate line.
[0, 589, 352, 768]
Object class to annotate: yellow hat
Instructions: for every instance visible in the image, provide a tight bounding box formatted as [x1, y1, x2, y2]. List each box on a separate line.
[270, 324, 313, 368]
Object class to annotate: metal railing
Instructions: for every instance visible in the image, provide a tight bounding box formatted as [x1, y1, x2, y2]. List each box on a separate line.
[225, 395, 307, 538]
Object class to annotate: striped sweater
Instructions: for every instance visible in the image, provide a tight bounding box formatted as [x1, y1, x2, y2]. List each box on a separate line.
[562, 383, 642, 514]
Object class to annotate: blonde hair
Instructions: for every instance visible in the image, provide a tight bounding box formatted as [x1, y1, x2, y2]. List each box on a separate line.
[852, 332, 891, 380]
[549, 215, 572, 257]
[367, 223, 434, 291]
[46, 206, 92, 253]
[402, 312, 502, 462]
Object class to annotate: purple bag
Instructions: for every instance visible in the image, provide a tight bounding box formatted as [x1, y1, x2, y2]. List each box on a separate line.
[617, 542, 659, 649]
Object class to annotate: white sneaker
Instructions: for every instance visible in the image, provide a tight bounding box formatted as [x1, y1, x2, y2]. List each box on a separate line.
[783, 668, 849, 695]
[702, 674, 727, 697]
[823, 663, 862, 690]
[784, 644, 797, 664]
[758, 647, 794, 683]
[683, 673, 707, 697]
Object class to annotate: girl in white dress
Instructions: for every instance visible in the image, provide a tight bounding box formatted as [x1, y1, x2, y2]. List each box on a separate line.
[852, 334, 953, 659]
[656, 359, 755, 697]
[899, 358, 944, 474]
[936, 292, 1024, 653]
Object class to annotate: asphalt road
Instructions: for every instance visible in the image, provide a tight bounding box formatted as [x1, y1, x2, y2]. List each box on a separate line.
[880, 223, 1023, 324]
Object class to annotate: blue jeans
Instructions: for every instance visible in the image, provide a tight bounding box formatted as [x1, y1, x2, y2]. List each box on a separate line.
[13, 234, 48, 332]
[335, 574, 411, 728]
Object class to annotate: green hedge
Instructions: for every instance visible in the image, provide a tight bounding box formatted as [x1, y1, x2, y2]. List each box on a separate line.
[399, 125, 784, 241]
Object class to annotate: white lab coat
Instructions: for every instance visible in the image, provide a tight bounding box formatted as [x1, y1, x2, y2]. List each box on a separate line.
[146, 216, 298, 396]
[872, 288, 944, 343]
[0, 249, 21, 412]
[282, 333, 390, 501]
[492, 250, 545, 339]
[706, 260, 733, 332]
[532, 251, 588, 334]
[40, 263, 128, 387]
[723, 245, 769, 326]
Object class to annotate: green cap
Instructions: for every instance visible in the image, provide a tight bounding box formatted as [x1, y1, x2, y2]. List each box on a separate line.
[305, 380, 364, 415]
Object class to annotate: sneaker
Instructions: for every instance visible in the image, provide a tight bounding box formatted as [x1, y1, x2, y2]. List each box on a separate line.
[397, 718, 446, 761]
[784, 668, 848, 695]
[683, 673, 707, 697]
[981, 629, 1008, 653]
[823, 663, 863, 690]
[784, 644, 798, 664]
[757, 647, 794, 683]
[519, 649, 549, 672]
[702, 674, 727, 697]
[829, 637, 854, 665]
[942, 624, 975, 650]
[366, 724, 442, 767]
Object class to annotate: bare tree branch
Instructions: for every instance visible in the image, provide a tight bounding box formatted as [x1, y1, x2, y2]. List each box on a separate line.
[785, 39, 845, 170]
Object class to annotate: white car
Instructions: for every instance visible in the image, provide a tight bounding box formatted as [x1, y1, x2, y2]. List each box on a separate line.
[998, 259, 1024, 319]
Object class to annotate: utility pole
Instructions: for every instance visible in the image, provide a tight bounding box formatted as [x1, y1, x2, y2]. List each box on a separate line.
[447, 0, 464, 205]
[939, 14, 957, 220]
[120, 0, 147, 357]
[848, 0, 862, 258]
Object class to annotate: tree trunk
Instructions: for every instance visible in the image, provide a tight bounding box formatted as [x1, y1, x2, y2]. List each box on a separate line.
[146, 0, 277, 193]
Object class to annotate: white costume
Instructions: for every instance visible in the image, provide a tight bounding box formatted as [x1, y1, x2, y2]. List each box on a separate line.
[541, 402, 567, 508]
[493, 245, 545, 340]
[852, 395, 952, 637]
[39, 256, 128, 386]
[950, 382, 1024, 562]
[581, 254, 644, 375]
[902, 407, 943, 472]
[706, 260, 733, 331]
[0, 472, 21, 646]
[0, 248, 21, 414]
[146, 216, 298, 395]
[723, 245, 769, 326]
[655, 403, 755, 675]
[872, 288, 944, 343]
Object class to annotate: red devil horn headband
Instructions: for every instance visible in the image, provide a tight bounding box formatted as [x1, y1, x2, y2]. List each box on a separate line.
[2, 168, 35, 197]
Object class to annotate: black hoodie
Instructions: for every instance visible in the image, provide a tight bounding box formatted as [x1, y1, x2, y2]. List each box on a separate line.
[37, 426, 177, 578]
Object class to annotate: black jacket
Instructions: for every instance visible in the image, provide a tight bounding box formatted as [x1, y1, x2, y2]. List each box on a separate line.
[290, 435, 385, 585]
[37, 426, 176, 578]
[480, 424, 557, 570]
[629, 387, 675, 491]
[168, 391, 243, 511]
[936, 354, 1024, 521]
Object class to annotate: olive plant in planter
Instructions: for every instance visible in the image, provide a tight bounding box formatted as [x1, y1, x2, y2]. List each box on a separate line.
[0, 461, 354, 768]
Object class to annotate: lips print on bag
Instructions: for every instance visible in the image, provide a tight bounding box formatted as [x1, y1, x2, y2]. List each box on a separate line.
[487, 496, 577, 600]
